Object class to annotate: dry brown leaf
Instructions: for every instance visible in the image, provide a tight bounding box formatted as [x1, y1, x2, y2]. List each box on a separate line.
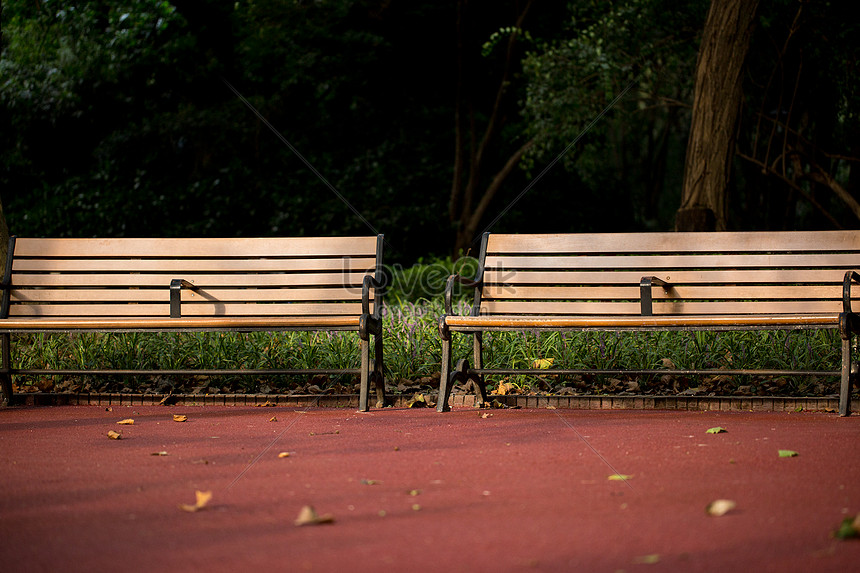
[294, 505, 334, 526]
[269, 416, 278, 422]
[179, 490, 212, 513]
[107, 430, 122, 440]
[151, 451, 169, 456]
[173, 414, 188, 422]
[117, 419, 135, 425]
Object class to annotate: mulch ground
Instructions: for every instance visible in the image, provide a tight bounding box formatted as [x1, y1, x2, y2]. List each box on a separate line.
[2, 404, 859, 572]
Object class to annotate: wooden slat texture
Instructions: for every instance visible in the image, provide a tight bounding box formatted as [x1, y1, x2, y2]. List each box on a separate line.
[460, 231, 860, 320]
[486, 230, 860, 254]
[0, 316, 363, 330]
[13, 257, 376, 273]
[11, 287, 367, 303]
[10, 273, 371, 287]
[11, 237, 378, 258]
[484, 253, 860, 270]
[9, 302, 366, 317]
[483, 285, 854, 301]
[446, 313, 841, 329]
[3, 237, 381, 326]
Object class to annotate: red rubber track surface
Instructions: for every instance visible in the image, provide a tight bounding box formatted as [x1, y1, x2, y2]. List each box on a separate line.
[2, 405, 859, 572]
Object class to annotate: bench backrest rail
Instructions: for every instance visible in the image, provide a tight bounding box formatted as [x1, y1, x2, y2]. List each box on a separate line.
[2, 236, 383, 319]
[471, 231, 860, 317]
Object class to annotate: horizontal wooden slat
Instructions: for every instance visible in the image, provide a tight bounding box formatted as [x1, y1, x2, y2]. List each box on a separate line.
[482, 285, 853, 301]
[446, 313, 841, 329]
[13, 258, 376, 273]
[11, 237, 379, 258]
[10, 287, 368, 303]
[483, 269, 854, 285]
[480, 299, 845, 315]
[484, 253, 860, 270]
[0, 316, 363, 330]
[486, 231, 860, 254]
[8, 302, 366, 317]
[9, 272, 371, 288]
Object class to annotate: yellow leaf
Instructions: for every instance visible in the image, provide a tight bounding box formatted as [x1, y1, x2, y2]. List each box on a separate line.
[179, 490, 212, 513]
[269, 416, 278, 422]
[117, 419, 134, 425]
[278, 452, 291, 458]
[151, 451, 169, 456]
[294, 505, 335, 526]
[173, 414, 188, 422]
[608, 474, 633, 481]
[107, 430, 122, 440]
[532, 358, 554, 369]
[634, 554, 660, 564]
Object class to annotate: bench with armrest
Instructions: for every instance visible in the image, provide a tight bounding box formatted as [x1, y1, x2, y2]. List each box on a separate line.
[0, 235, 387, 410]
[437, 231, 860, 415]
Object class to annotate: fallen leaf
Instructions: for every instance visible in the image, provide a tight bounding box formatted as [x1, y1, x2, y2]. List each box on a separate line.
[778, 449, 799, 458]
[481, 413, 493, 419]
[269, 416, 278, 422]
[532, 358, 554, 369]
[117, 419, 135, 425]
[278, 452, 291, 458]
[179, 490, 212, 513]
[406, 393, 428, 408]
[173, 414, 188, 422]
[706, 427, 726, 434]
[634, 554, 660, 565]
[834, 514, 860, 539]
[360, 479, 380, 485]
[608, 474, 633, 481]
[256, 401, 276, 407]
[294, 505, 334, 526]
[151, 451, 169, 456]
[409, 489, 421, 496]
[107, 430, 122, 440]
[706, 499, 737, 516]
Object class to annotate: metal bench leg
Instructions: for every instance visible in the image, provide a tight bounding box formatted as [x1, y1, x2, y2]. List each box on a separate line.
[437, 331, 453, 412]
[472, 332, 486, 405]
[1, 334, 12, 406]
[359, 337, 370, 412]
[372, 331, 388, 408]
[840, 337, 854, 416]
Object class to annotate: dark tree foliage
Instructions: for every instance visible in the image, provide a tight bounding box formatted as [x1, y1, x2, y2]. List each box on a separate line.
[1, 0, 857, 268]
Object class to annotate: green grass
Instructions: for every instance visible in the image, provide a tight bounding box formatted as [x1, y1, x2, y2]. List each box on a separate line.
[7, 299, 845, 397]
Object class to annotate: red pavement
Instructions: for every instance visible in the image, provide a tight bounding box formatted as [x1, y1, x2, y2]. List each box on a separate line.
[1, 404, 859, 572]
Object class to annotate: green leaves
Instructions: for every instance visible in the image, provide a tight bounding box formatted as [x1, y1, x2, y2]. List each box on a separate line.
[778, 450, 799, 458]
[706, 427, 727, 434]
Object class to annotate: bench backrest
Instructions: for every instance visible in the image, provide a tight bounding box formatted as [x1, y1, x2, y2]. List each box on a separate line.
[1, 236, 383, 319]
[474, 231, 860, 316]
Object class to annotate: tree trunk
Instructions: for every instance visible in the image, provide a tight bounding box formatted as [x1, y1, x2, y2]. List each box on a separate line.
[676, 0, 759, 231]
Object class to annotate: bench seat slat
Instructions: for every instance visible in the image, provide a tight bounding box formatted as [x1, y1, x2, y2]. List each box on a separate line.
[485, 253, 860, 270]
[446, 313, 841, 329]
[0, 316, 362, 330]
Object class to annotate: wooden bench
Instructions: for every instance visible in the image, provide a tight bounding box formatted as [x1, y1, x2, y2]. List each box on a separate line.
[0, 236, 388, 411]
[437, 231, 860, 415]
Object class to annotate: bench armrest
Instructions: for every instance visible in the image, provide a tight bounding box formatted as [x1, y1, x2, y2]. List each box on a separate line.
[845, 271, 860, 314]
[362, 274, 384, 316]
[169, 279, 197, 318]
[444, 274, 482, 316]
[640, 276, 672, 316]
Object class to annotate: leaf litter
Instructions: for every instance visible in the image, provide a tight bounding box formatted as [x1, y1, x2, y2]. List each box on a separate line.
[294, 505, 334, 526]
[179, 490, 212, 513]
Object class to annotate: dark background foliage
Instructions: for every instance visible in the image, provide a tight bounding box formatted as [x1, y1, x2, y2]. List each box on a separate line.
[1, 0, 857, 265]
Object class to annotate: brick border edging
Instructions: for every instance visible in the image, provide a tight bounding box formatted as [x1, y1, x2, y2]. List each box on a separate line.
[13, 392, 841, 412]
